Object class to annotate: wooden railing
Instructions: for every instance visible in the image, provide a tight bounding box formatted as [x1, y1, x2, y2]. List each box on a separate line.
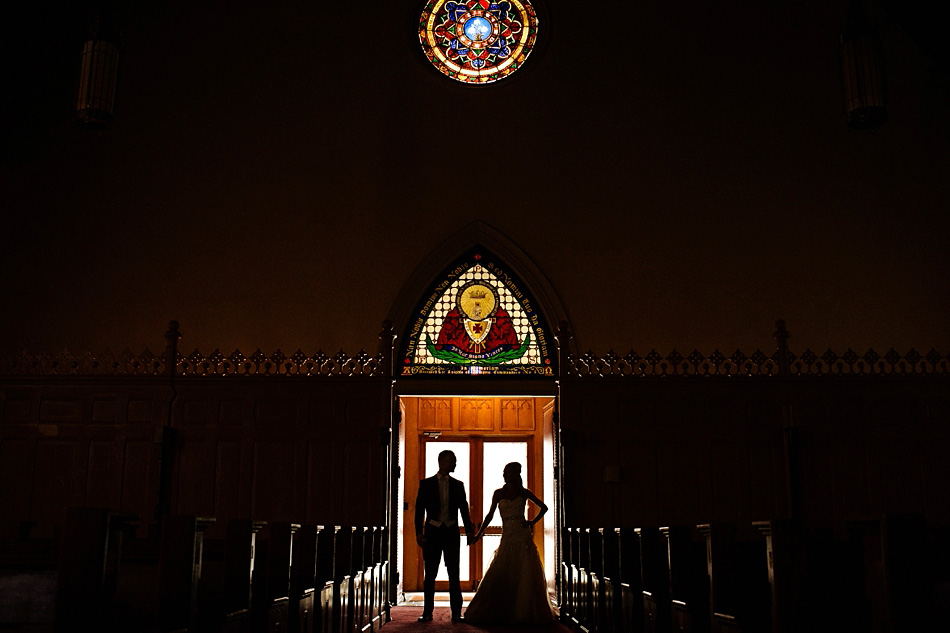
[560, 515, 947, 633]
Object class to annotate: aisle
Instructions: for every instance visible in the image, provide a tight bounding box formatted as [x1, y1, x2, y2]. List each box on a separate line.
[385, 603, 569, 633]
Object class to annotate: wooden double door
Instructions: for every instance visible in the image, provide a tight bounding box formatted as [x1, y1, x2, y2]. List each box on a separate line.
[401, 396, 553, 592]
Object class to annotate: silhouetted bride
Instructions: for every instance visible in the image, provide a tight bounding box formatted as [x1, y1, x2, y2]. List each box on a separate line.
[464, 462, 554, 625]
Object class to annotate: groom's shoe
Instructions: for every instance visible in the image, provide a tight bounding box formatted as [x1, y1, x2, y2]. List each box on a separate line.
[417, 614, 433, 622]
[451, 614, 464, 623]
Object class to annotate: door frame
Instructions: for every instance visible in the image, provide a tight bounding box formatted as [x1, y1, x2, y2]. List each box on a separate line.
[396, 394, 556, 598]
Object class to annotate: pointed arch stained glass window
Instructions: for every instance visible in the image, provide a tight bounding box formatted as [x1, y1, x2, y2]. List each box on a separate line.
[419, 1, 539, 84]
[402, 252, 553, 376]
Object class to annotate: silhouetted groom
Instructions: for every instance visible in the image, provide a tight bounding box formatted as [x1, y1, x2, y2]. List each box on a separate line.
[415, 449, 475, 622]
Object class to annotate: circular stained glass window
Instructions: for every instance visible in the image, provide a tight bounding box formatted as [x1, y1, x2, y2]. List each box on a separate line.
[419, 1, 539, 84]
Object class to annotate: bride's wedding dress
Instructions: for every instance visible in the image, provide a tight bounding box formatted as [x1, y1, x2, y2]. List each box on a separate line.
[464, 495, 554, 625]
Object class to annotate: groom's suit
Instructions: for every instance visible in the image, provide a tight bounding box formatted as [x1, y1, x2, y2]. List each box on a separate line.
[415, 474, 475, 618]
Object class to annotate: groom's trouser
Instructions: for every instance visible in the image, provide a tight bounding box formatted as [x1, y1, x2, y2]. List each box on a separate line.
[421, 524, 462, 616]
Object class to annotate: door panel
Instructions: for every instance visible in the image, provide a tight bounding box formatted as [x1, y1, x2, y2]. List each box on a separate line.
[423, 441, 472, 584]
[478, 441, 528, 577]
[420, 438, 530, 590]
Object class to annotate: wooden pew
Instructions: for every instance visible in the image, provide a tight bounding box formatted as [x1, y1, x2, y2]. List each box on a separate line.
[662, 526, 709, 633]
[697, 524, 769, 633]
[314, 526, 336, 633]
[635, 527, 671, 633]
[349, 526, 367, 633]
[698, 524, 737, 633]
[601, 528, 622, 633]
[221, 519, 266, 633]
[156, 515, 214, 633]
[291, 524, 320, 633]
[373, 526, 389, 630]
[753, 520, 807, 633]
[332, 526, 354, 633]
[252, 522, 298, 633]
[880, 513, 931, 633]
[927, 525, 950, 628]
[617, 527, 643, 633]
[54, 507, 136, 632]
[561, 526, 577, 625]
[366, 526, 381, 632]
[589, 528, 605, 633]
[577, 527, 592, 632]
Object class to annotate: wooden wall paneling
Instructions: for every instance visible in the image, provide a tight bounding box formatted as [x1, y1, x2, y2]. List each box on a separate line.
[620, 440, 659, 529]
[181, 400, 209, 426]
[251, 441, 298, 522]
[0, 438, 35, 540]
[345, 397, 381, 441]
[748, 438, 782, 523]
[879, 439, 924, 515]
[256, 400, 300, 427]
[127, 399, 158, 424]
[832, 438, 873, 522]
[177, 440, 217, 518]
[417, 398, 452, 431]
[218, 399, 245, 426]
[500, 398, 535, 431]
[711, 442, 740, 525]
[85, 440, 122, 511]
[344, 440, 378, 525]
[214, 441, 244, 524]
[121, 439, 159, 535]
[798, 436, 836, 529]
[459, 398, 492, 431]
[656, 441, 712, 527]
[307, 440, 338, 525]
[91, 397, 117, 423]
[32, 440, 86, 536]
[2, 397, 32, 423]
[38, 399, 83, 423]
[921, 440, 950, 526]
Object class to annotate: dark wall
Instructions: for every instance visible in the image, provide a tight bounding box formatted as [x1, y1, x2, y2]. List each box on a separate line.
[2, 0, 948, 357]
[559, 377, 950, 533]
[0, 377, 392, 541]
[3, 372, 949, 544]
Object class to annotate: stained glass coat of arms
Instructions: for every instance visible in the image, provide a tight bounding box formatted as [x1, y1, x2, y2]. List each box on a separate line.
[403, 253, 553, 375]
[418, 0, 539, 84]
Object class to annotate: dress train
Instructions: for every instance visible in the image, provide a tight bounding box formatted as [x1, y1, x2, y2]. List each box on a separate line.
[464, 496, 554, 625]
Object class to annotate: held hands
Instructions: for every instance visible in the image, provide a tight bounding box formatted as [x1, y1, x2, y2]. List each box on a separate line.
[468, 522, 483, 545]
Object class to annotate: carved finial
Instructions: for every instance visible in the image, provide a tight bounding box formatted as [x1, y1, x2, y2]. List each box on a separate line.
[555, 321, 573, 378]
[164, 320, 181, 378]
[773, 319, 790, 347]
[164, 321, 181, 345]
[556, 321, 573, 340]
[773, 319, 790, 376]
[378, 320, 397, 377]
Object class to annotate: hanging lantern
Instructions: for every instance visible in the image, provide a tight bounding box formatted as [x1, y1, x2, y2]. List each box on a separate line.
[840, 1, 887, 130]
[76, 11, 119, 128]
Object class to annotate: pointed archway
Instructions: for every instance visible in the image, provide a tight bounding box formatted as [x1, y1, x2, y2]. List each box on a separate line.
[387, 222, 574, 374]
[386, 224, 570, 605]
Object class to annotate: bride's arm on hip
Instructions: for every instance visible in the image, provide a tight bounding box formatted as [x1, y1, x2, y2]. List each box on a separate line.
[524, 489, 548, 527]
[473, 489, 501, 542]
